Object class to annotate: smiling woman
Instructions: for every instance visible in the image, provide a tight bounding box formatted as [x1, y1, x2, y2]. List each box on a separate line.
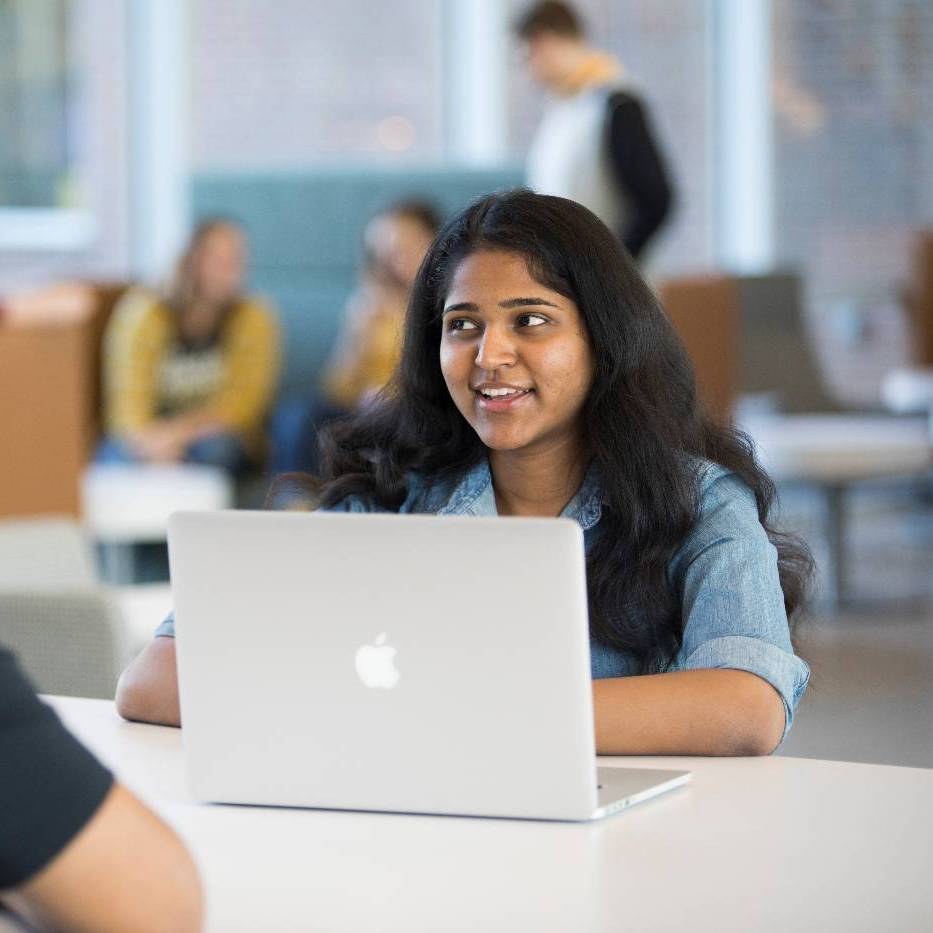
[118, 189, 812, 758]
[439, 250, 596, 510]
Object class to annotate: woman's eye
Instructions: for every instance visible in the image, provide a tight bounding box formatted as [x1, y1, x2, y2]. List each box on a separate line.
[448, 318, 479, 332]
[517, 313, 549, 328]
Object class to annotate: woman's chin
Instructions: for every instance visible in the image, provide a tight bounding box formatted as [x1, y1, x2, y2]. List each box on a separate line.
[475, 429, 534, 452]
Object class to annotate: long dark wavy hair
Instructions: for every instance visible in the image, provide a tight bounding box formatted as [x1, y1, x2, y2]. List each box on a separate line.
[310, 188, 812, 672]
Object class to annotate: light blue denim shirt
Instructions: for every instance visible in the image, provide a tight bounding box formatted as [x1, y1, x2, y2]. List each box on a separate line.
[156, 458, 810, 740]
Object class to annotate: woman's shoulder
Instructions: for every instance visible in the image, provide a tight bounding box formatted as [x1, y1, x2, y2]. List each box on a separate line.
[694, 459, 757, 508]
[675, 459, 767, 562]
[232, 294, 278, 323]
[662, 459, 774, 588]
[111, 286, 166, 319]
[105, 287, 172, 341]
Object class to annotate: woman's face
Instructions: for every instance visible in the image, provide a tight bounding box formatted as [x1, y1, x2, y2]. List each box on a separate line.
[439, 249, 595, 456]
[365, 213, 434, 288]
[193, 225, 246, 305]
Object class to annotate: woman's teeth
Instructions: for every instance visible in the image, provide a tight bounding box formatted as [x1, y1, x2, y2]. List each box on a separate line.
[479, 387, 530, 398]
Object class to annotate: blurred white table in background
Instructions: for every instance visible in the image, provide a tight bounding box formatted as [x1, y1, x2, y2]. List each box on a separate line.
[81, 464, 233, 583]
[882, 366, 933, 430]
[741, 413, 931, 607]
[47, 695, 933, 933]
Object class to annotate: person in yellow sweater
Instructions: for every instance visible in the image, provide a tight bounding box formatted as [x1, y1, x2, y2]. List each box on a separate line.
[320, 200, 440, 410]
[275, 201, 439, 474]
[99, 219, 280, 474]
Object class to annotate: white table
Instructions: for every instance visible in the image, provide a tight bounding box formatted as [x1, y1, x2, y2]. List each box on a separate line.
[882, 366, 933, 421]
[741, 413, 931, 606]
[48, 696, 933, 933]
[81, 464, 234, 583]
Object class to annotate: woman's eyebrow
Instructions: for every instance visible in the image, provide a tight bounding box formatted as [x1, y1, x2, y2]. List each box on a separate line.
[442, 301, 478, 316]
[442, 296, 560, 315]
[499, 297, 560, 309]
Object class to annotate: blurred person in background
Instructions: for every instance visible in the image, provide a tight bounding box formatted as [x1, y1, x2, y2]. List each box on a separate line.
[0, 645, 202, 932]
[321, 200, 441, 411]
[98, 219, 280, 476]
[516, 0, 674, 262]
[273, 200, 440, 474]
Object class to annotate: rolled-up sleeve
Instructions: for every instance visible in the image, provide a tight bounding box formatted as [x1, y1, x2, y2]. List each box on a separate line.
[670, 468, 810, 743]
[154, 612, 175, 638]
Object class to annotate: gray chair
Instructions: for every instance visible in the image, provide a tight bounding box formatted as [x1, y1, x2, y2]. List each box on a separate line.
[0, 517, 97, 590]
[0, 517, 127, 699]
[0, 591, 127, 699]
[732, 273, 931, 607]
[735, 272, 844, 414]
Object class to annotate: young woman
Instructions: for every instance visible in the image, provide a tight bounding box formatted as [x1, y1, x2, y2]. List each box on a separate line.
[98, 219, 280, 474]
[117, 190, 812, 756]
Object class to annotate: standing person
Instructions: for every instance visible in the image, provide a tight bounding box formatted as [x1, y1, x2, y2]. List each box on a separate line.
[99, 219, 280, 475]
[516, 1, 674, 261]
[116, 189, 810, 760]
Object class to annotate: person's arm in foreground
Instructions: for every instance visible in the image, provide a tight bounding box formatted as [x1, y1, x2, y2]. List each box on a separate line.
[593, 668, 785, 757]
[4, 782, 202, 933]
[116, 636, 181, 728]
[119, 629, 787, 752]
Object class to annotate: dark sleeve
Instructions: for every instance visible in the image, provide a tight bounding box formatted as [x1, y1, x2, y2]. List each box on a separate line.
[605, 91, 675, 259]
[0, 648, 114, 889]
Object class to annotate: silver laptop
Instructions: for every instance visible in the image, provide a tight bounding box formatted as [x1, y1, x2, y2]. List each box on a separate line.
[168, 510, 690, 821]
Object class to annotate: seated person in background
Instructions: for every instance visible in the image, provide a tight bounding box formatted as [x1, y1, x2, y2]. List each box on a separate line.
[321, 199, 440, 410]
[117, 189, 811, 758]
[98, 218, 280, 475]
[273, 201, 440, 474]
[0, 646, 201, 932]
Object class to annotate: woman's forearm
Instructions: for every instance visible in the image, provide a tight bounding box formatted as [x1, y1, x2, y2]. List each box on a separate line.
[593, 668, 786, 757]
[115, 638, 181, 727]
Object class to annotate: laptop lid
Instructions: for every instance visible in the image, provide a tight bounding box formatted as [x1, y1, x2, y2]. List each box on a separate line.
[169, 509, 600, 820]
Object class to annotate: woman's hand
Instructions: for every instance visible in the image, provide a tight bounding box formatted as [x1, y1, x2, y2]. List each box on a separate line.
[129, 414, 226, 464]
[130, 423, 188, 463]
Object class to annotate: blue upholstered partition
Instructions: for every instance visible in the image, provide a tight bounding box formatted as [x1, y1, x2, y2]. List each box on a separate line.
[191, 165, 524, 395]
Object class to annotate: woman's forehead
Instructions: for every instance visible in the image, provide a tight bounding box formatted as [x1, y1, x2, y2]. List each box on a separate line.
[446, 249, 561, 298]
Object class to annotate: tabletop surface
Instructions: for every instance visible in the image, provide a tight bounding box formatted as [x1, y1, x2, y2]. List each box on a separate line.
[48, 696, 933, 933]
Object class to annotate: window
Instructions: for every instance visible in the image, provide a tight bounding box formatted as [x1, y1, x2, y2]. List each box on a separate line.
[191, 0, 445, 168]
[0, 0, 95, 250]
[771, 0, 933, 402]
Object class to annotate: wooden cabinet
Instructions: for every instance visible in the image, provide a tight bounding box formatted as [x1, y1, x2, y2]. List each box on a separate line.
[0, 285, 126, 518]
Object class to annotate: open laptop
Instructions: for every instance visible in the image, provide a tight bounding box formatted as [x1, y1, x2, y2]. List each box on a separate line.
[168, 510, 690, 821]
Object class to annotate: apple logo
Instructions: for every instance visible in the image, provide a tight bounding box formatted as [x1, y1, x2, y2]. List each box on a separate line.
[355, 633, 400, 689]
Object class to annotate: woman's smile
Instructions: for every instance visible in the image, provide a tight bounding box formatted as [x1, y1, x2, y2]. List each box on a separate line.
[473, 382, 535, 411]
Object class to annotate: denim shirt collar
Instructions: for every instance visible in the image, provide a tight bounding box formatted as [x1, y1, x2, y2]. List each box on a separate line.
[435, 457, 603, 531]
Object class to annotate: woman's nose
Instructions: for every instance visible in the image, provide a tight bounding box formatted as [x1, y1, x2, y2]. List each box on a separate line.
[475, 325, 517, 370]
